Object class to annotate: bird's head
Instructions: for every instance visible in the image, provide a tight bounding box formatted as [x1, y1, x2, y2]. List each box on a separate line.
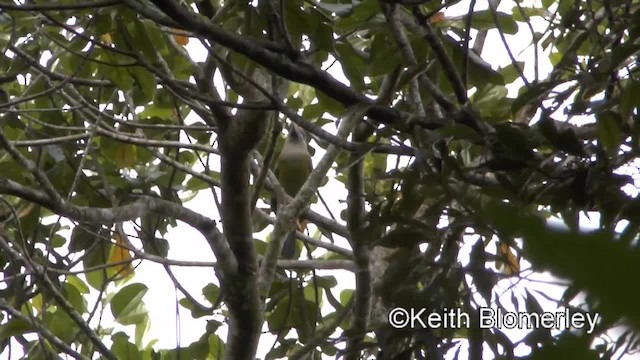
[287, 123, 306, 143]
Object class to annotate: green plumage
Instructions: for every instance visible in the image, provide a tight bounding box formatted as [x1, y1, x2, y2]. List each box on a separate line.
[274, 124, 312, 259]
[277, 153, 312, 196]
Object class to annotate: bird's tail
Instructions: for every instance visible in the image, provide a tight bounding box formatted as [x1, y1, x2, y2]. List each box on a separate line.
[280, 231, 297, 259]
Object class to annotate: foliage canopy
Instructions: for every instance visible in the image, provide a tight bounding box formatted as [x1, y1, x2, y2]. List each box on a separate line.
[0, 0, 640, 359]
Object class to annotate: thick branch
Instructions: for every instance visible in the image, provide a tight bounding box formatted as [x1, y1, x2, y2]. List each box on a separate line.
[0, 178, 237, 280]
[345, 123, 373, 360]
[140, 0, 403, 125]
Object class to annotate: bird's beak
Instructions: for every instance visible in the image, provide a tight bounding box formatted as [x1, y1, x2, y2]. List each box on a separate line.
[288, 123, 305, 140]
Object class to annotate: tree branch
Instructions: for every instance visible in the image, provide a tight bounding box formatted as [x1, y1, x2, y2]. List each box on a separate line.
[0, 236, 117, 360]
[138, 0, 404, 126]
[0, 178, 238, 281]
[344, 122, 373, 360]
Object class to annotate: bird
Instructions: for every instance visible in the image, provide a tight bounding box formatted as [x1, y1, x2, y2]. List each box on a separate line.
[272, 123, 312, 259]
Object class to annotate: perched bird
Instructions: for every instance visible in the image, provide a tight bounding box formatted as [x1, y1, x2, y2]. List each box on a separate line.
[272, 124, 312, 259]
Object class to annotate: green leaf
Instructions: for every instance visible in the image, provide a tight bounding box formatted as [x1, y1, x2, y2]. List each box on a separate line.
[114, 143, 138, 169]
[620, 80, 640, 121]
[130, 66, 157, 105]
[203, 283, 221, 305]
[315, 89, 345, 116]
[0, 318, 33, 338]
[369, 35, 402, 77]
[334, 42, 367, 92]
[302, 102, 327, 120]
[314, 2, 355, 16]
[84, 243, 114, 291]
[499, 61, 525, 84]
[46, 309, 77, 343]
[334, 0, 380, 32]
[454, 10, 518, 34]
[111, 283, 149, 325]
[511, 7, 550, 22]
[131, 20, 158, 61]
[472, 85, 508, 113]
[596, 110, 622, 155]
[112, 332, 142, 360]
[437, 123, 486, 143]
[208, 334, 225, 359]
[511, 80, 558, 116]
[135, 316, 150, 347]
[179, 298, 213, 318]
[67, 275, 90, 294]
[340, 289, 354, 306]
[494, 123, 535, 161]
[69, 224, 97, 253]
[62, 282, 87, 313]
[446, 35, 504, 85]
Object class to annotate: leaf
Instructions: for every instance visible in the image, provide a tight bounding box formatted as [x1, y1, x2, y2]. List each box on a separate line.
[171, 28, 189, 45]
[453, 10, 518, 34]
[334, 42, 367, 92]
[208, 334, 225, 359]
[114, 143, 137, 169]
[620, 80, 640, 121]
[511, 80, 558, 116]
[334, 0, 380, 32]
[111, 332, 142, 360]
[313, 2, 355, 16]
[84, 243, 114, 291]
[130, 66, 157, 105]
[99, 57, 134, 91]
[437, 123, 485, 143]
[62, 282, 87, 313]
[69, 224, 97, 253]
[511, 6, 551, 22]
[203, 283, 221, 305]
[499, 61, 525, 84]
[493, 123, 535, 162]
[0, 318, 33, 338]
[470, 239, 494, 302]
[179, 298, 213, 318]
[340, 289, 354, 306]
[446, 35, 505, 85]
[483, 198, 640, 331]
[472, 85, 509, 116]
[596, 110, 622, 155]
[46, 309, 76, 343]
[67, 275, 90, 294]
[369, 36, 402, 77]
[100, 33, 113, 45]
[111, 283, 149, 325]
[131, 20, 158, 61]
[110, 232, 135, 278]
[496, 241, 520, 275]
[315, 88, 345, 116]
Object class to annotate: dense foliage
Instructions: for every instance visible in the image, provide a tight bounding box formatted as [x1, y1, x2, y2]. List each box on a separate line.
[0, 0, 639, 359]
